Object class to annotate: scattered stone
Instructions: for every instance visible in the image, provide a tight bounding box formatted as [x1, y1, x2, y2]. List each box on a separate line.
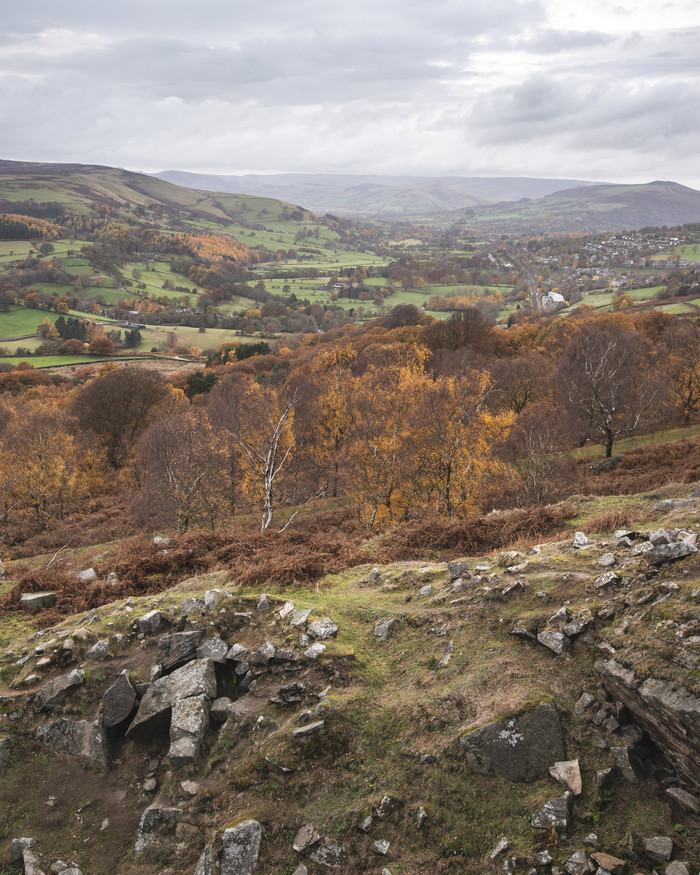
[292, 720, 325, 738]
[293, 824, 321, 853]
[376, 795, 401, 818]
[35, 718, 108, 768]
[489, 837, 511, 860]
[611, 746, 643, 783]
[226, 643, 248, 662]
[304, 643, 326, 659]
[647, 542, 697, 565]
[502, 579, 525, 596]
[419, 584, 434, 596]
[75, 568, 97, 583]
[257, 593, 271, 612]
[153, 536, 173, 546]
[20, 592, 57, 613]
[597, 553, 617, 567]
[649, 528, 671, 545]
[181, 598, 206, 617]
[537, 630, 570, 655]
[575, 693, 596, 717]
[278, 600, 296, 619]
[33, 669, 85, 712]
[460, 703, 566, 783]
[417, 806, 428, 829]
[665, 863, 690, 875]
[590, 852, 625, 874]
[290, 608, 312, 629]
[563, 614, 592, 638]
[596, 768, 613, 788]
[498, 551, 520, 567]
[84, 639, 111, 661]
[371, 839, 391, 855]
[102, 670, 137, 728]
[506, 561, 529, 574]
[138, 610, 164, 634]
[549, 759, 583, 795]
[536, 850, 553, 866]
[308, 618, 338, 640]
[270, 682, 306, 706]
[143, 777, 157, 793]
[584, 833, 600, 849]
[291, 866, 308, 875]
[106, 572, 119, 586]
[252, 641, 276, 665]
[548, 606, 570, 631]
[564, 850, 590, 875]
[196, 637, 229, 664]
[449, 560, 470, 578]
[666, 786, 698, 812]
[203, 589, 233, 611]
[594, 571, 621, 589]
[644, 836, 673, 864]
[134, 804, 182, 855]
[374, 618, 395, 641]
[307, 839, 346, 868]
[435, 640, 454, 672]
[530, 792, 571, 833]
[573, 532, 589, 549]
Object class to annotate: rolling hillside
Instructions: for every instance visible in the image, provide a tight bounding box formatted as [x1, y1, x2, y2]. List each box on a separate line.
[457, 180, 700, 233]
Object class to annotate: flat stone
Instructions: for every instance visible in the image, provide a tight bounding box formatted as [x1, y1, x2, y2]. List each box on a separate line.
[647, 542, 697, 565]
[290, 609, 312, 629]
[307, 839, 345, 868]
[33, 669, 85, 712]
[102, 670, 137, 728]
[219, 820, 262, 875]
[20, 592, 57, 613]
[292, 720, 325, 738]
[134, 804, 182, 855]
[35, 718, 108, 768]
[644, 836, 673, 864]
[293, 824, 321, 853]
[304, 643, 326, 659]
[278, 601, 295, 619]
[573, 532, 589, 549]
[76, 568, 98, 583]
[563, 614, 592, 638]
[531, 792, 571, 832]
[665, 863, 690, 875]
[591, 852, 625, 874]
[548, 606, 570, 631]
[460, 703, 566, 783]
[489, 837, 511, 860]
[374, 618, 395, 641]
[226, 643, 248, 662]
[611, 746, 643, 783]
[597, 553, 617, 567]
[196, 637, 229, 664]
[307, 618, 338, 640]
[549, 759, 583, 795]
[666, 786, 698, 812]
[648, 528, 671, 545]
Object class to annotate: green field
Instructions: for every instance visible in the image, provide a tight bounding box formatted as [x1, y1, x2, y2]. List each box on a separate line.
[0, 307, 54, 338]
[651, 243, 700, 262]
[1, 354, 117, 367]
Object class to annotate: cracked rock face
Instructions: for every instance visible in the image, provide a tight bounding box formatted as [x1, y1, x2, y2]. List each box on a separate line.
[35, 718, 108, 768]
[596, 658, 700, 786]
[460, 703, 566, 783]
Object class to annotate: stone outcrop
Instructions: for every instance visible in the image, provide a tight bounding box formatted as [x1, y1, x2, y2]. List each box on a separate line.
[194, 820, 262, 875]
[35, 718, 108, 768]
[460, 703, 566, 783]
[126, 658, 216, 737]
[596, 658, 700, 786]
[33, 669, 85, 712]
[101, 670, 137, 728]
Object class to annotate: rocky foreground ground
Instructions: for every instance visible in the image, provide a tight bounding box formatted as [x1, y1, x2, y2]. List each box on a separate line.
[0, 491, 699, 875]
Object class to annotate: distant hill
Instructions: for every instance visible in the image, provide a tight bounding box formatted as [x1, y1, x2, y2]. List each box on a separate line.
[155, 170, 597, 217]
[456, 180, 700, 233]
[0, 159, 317, 225]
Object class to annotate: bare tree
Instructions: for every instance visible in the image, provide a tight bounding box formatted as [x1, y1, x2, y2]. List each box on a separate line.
[558, 321, 666, 457]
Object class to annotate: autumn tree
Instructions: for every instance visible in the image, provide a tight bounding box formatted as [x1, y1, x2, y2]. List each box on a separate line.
[558, 320, 666, 457]
[74, 367, 175, 467]
[661, 318, 700, 425]
[210, 376, 300, 530]
[136, 410, 233, 533]
[489, 352, 553, 414]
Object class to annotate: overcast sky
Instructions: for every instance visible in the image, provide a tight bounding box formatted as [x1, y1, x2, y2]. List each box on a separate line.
[2, 0, 700, 187]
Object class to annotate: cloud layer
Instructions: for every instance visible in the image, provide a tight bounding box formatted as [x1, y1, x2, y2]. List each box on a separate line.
[1, 0, 699, 186]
